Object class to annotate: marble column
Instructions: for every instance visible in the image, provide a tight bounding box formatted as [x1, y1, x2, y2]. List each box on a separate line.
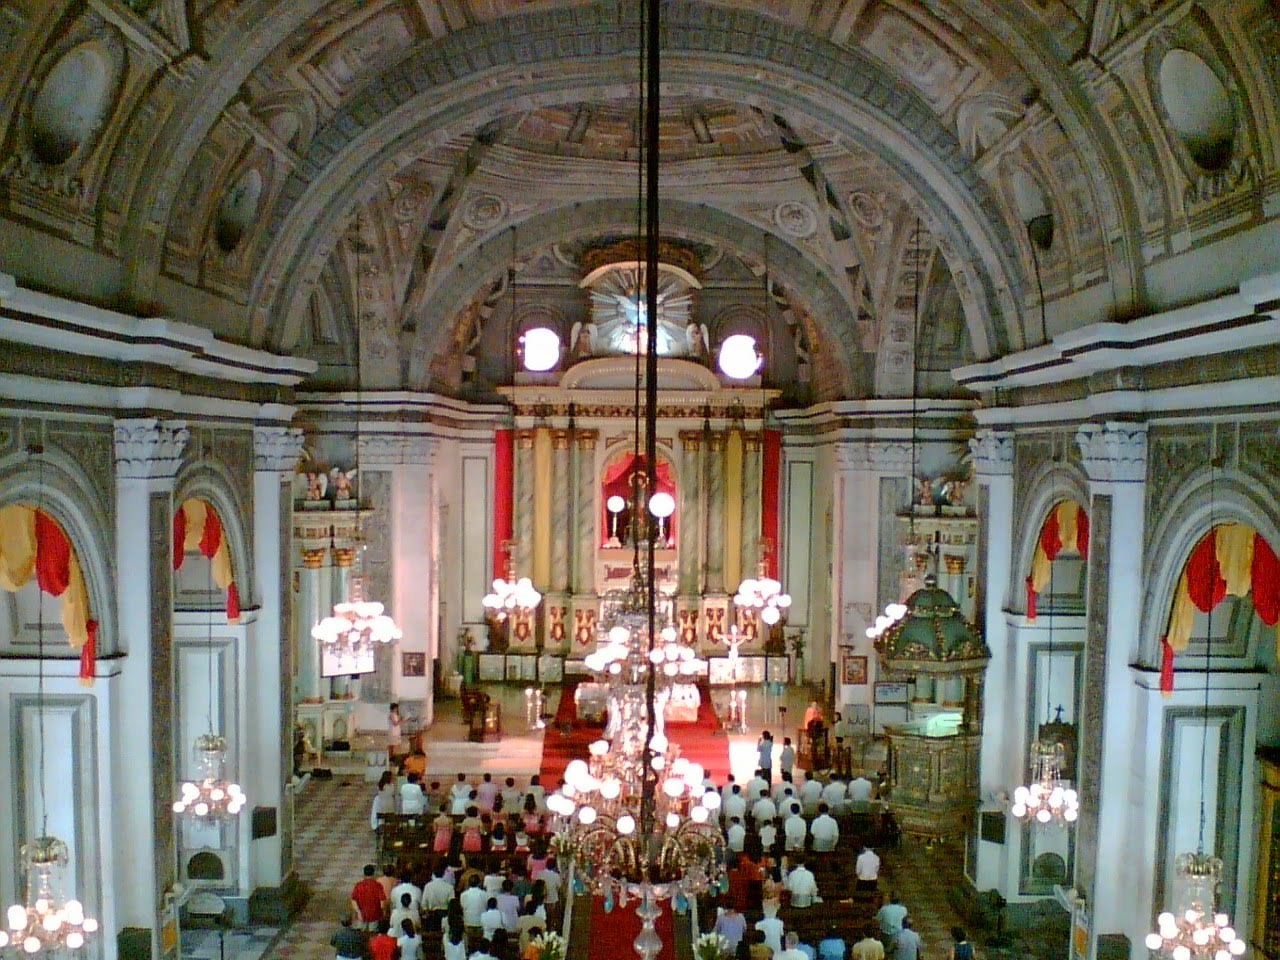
[678, 431, 704, 596]
[705, 432, 726, 594]
[296, 549, 326, 703]
[550, 429, 571, 593]
[740, 433, 762, 580]
[573, 431, 597, 595]
[110, 418, 188, 955]
[330, 547, 354, 699]
[514, 429, 535, 577]
[1075, 422, 1149, 959]
[247, 425, 305, 903]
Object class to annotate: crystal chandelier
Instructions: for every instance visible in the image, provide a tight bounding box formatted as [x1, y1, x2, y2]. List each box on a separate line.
[481, 575, 542, 620]
[312, 592, 403, 660]
[1010, 739, 1078, 825]
[1, 837, 99, 953]
[1146, 853, 1246, 960]
[733, 575, 792, 626]
[173, 734, 246, 819]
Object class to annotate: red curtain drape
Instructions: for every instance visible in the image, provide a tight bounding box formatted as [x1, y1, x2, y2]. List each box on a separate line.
[1184, 532, 1227, 612]
[1252, 533, 1280, 626]
[79, 619, 97, 686]
[33, 510, 71, 596]
[493, 429, 513, 579]
[198, 507, 222, 558]
[172, 507, 187, 570]
[761, 429, 781, 578]
[173, 501, 239, 622]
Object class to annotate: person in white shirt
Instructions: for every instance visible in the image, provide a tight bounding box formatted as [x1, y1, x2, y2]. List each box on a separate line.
[442, 928, 468, 960]
[747, 772, 770, 802]
[783, 805, 807, 852]
[722, 785, 747, 826]
[450, 773, 474, 814]
[786, 859, 819, 907]
[810, 804, 840, 852]
[771, 778, 796, 803]
[848, 775, 875, 804]
[855, 844, 881, 890]
[525, 775, 547, 813]
[779, 737, 796, 781]
[479, 898, 503, 941]
[459, 877, 488, 928]
[822, 778, 849, 816]
[467, 941, 499, 960]
[755, 904, 785, 953]
[501, 777, 522, 814]
[799, 773, 824, 816]
[400, 774, 426, 815]
[727, 816, 746, 852]
[752, 794, 778, 826]
[389, 891, 418, 933]
[422, 867, 454, 911]
[775, 932, 810, 960]
[759, 818, 778, 852]
[397, 919, 423, 960]
[476, 773, 500, 813]
[389, 877, 423, 914]
[539, 859, 561, 906]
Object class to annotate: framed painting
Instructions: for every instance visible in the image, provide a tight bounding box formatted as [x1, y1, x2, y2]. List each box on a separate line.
[401, 652, 426, 677]
[841, 653, 869, 685]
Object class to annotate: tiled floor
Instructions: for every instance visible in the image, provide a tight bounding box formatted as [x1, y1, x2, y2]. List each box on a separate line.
[214, 683, 979, 960]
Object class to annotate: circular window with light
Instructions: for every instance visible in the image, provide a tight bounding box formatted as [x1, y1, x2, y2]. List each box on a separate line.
[520, 327, 561, 372]
[718, 334, 763, 380]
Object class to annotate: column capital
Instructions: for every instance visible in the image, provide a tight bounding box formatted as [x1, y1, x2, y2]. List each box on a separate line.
[574, 429, 598, 450]
[969, 429, 1014, 478]
[356, 434, 436, 466]
[707, 432, 728, 453]
[835, 439, 913, 473]
[678, 430, 703, 452]
[552, 429, 571, 451]
[113, 417, 189, 481]
[253, 425, 305, 474]
[516, 429, 536, 449]
[1076, 421, 1148, 484]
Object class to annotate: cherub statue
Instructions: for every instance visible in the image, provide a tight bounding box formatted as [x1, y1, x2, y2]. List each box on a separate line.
[941, 476, 969, 507]
[305, 471, 328, 502]
[568, 321, 597, 359]
[330, 467, 357, 502]
[917, 476, 934, 506]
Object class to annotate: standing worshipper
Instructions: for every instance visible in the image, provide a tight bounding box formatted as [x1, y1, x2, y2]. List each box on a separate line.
[714, 904, 748, 954]
[950, 928, 973, 960]
[387, 702, 402, 760]
[757, 731, 775, 784]
[855, 843, 881, 890]
[850, 926, 885, 960]
[875, 895, 908, 948]
[892, 919, 922, 960]
[351, 865, 388, 931]
[818, 925, 846, 960]
[779, 737, 796, 781]
[332, 918, 369, 960]
[368, 921, 397, 960]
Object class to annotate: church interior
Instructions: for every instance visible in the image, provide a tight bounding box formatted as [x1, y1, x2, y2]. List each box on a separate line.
[0, 2, 1278, 960]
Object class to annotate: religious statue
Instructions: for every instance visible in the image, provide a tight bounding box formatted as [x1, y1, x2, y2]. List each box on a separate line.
[305, 471, 328, 502]
[940, 476, 969, 508]
[568, 321, 597, 359]
[330, 467, 357, 504]
[685, 322, 710, 358]
[917, 476, 934, 507]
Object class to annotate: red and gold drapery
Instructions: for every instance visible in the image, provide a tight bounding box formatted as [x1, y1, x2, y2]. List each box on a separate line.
[1025, 500, 1090, 620]
[1160, 522, 1280, 693]
[173, 499, 241, 622]
[0, 504, 96, 684]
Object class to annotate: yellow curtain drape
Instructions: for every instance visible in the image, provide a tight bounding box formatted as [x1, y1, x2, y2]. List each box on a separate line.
[1166, 570, 1197, 652]
[1057, 501, 1081, 554]
[724, 430, 743, 591]
[0, 504, 36, 591]
[181, 499, 208, 552]
[1216, 522, 1255, 598]
[61, 552, 89, 651]
[532, 427, 552, 587]
[1030, 541, 1052, 593]
[211, 539, 234, 590]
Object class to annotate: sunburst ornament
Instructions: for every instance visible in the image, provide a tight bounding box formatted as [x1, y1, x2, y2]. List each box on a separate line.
[576, 260, 705, 358]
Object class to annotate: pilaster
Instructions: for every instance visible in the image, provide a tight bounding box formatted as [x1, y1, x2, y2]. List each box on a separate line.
[573, 431, 597, 595]
[705, 432, 727, 594]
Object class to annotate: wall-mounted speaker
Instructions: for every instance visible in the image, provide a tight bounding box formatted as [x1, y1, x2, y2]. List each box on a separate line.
[251, 806, 277, 839]
[980, 810, 1006, 845]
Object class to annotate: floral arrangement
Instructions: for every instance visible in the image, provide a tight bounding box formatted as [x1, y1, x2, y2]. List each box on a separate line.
[530, 931, 566, 960]
[694, 932, 732, 960]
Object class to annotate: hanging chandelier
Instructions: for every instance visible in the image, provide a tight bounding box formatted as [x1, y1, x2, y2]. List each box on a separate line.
[733, 576, 792, 626]
[1, 837, 99, 954]
[1010, 739, 1078, 825]
[481, 575, 542, 621]
[312, 591, 403, 660]
[173, 734, 246, 820]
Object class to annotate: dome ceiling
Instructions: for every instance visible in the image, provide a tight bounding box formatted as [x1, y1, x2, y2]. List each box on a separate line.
[0, 0, 1274, 400]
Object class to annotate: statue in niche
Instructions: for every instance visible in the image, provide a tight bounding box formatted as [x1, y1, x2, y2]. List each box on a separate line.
[917, 476, 934, 507]
[569, 320, 597, 359]
[330, 467, 357, 504]
[685, 322, 710, 359]
[303, 471, 328, 504]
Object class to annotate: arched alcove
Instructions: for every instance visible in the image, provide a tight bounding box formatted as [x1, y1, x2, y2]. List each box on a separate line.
[30, 42, 113, 166]
[1158, 49, 1236, 173]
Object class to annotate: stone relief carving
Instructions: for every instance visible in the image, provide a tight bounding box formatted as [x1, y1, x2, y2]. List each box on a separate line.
[772, 200, 818, 238]
[252, 426, 304, 474]
[1076, 422, 1149, 483]
[969, 430, 1014, 478]
[462, 192, 507, 231]
[114, 418, 190, 480]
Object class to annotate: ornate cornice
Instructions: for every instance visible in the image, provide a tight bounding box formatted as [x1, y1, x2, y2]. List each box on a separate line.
[1075, 422, 1148, 483]
[113, 418, 189, 481]
[969, 429, 1014, 478]
[355, 434, 436, 467]
[253, 426, 305, 474]
[835, 440, 915, 474]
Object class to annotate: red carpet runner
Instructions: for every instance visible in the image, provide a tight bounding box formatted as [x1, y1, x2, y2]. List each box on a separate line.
[537, 680, 728, 960]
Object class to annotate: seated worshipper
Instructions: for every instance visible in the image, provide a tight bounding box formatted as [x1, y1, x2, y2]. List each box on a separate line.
[496, 879, 521, 931]
[369, 921, 397, 960]
[459, 875, 488, 932]
[892, 919, 922, 960]
[747, 770, 770, 802]
[351, 865, 388, 931]
[799, 772, 824, 817]
[389, 892, 419, 933]
[818, 926, 847, 960]
[714, 904, 748, 954]
[855, 844, 881, 890]
[443, 925, 467, 960]
[525, 774, 547, 812]
[758, 817, 778, 853]
[776, 933, 810, 960]
[490, 819, 511, 853]
[401, 745, 427, 779]
[479, 897, 504, 941]
[727, 816, 747, 853]
[876, 895, 908, 945]
[501, 777, 523, 814]
[468, 937, 499, 960]
[460, 805, 486, 853]
[400, 773, 427, 816]
[371, 772, 396, 830]
[331, 918, 368, 960]
[431, 802, 455, 853]
[723, 784, 748, 826]
[810, 804, 840, 852]
[785, 858, 819, 908]
[755, 902, 785, 954]
[752, 792, 778, 827]
[397, 918, 423, 960]
[850, 926, 885, 960]
[783, 802, 807, 852]
[477, 772, 500, 813]
[450, 773, 474, 814]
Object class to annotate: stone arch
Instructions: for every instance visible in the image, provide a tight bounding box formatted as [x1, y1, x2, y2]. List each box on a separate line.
[1140, 468, 1280, 669]
[237, 7, 1026, 363]
[0, 448, 116, 658]
[1011, 460, 1091, 616]
[174, 459, 254, 612]
[403, 199, 862, 397]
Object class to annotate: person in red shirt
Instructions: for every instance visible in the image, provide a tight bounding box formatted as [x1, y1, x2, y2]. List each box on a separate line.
[351, 864, 388, 931]
[368, 920, 398, 960]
